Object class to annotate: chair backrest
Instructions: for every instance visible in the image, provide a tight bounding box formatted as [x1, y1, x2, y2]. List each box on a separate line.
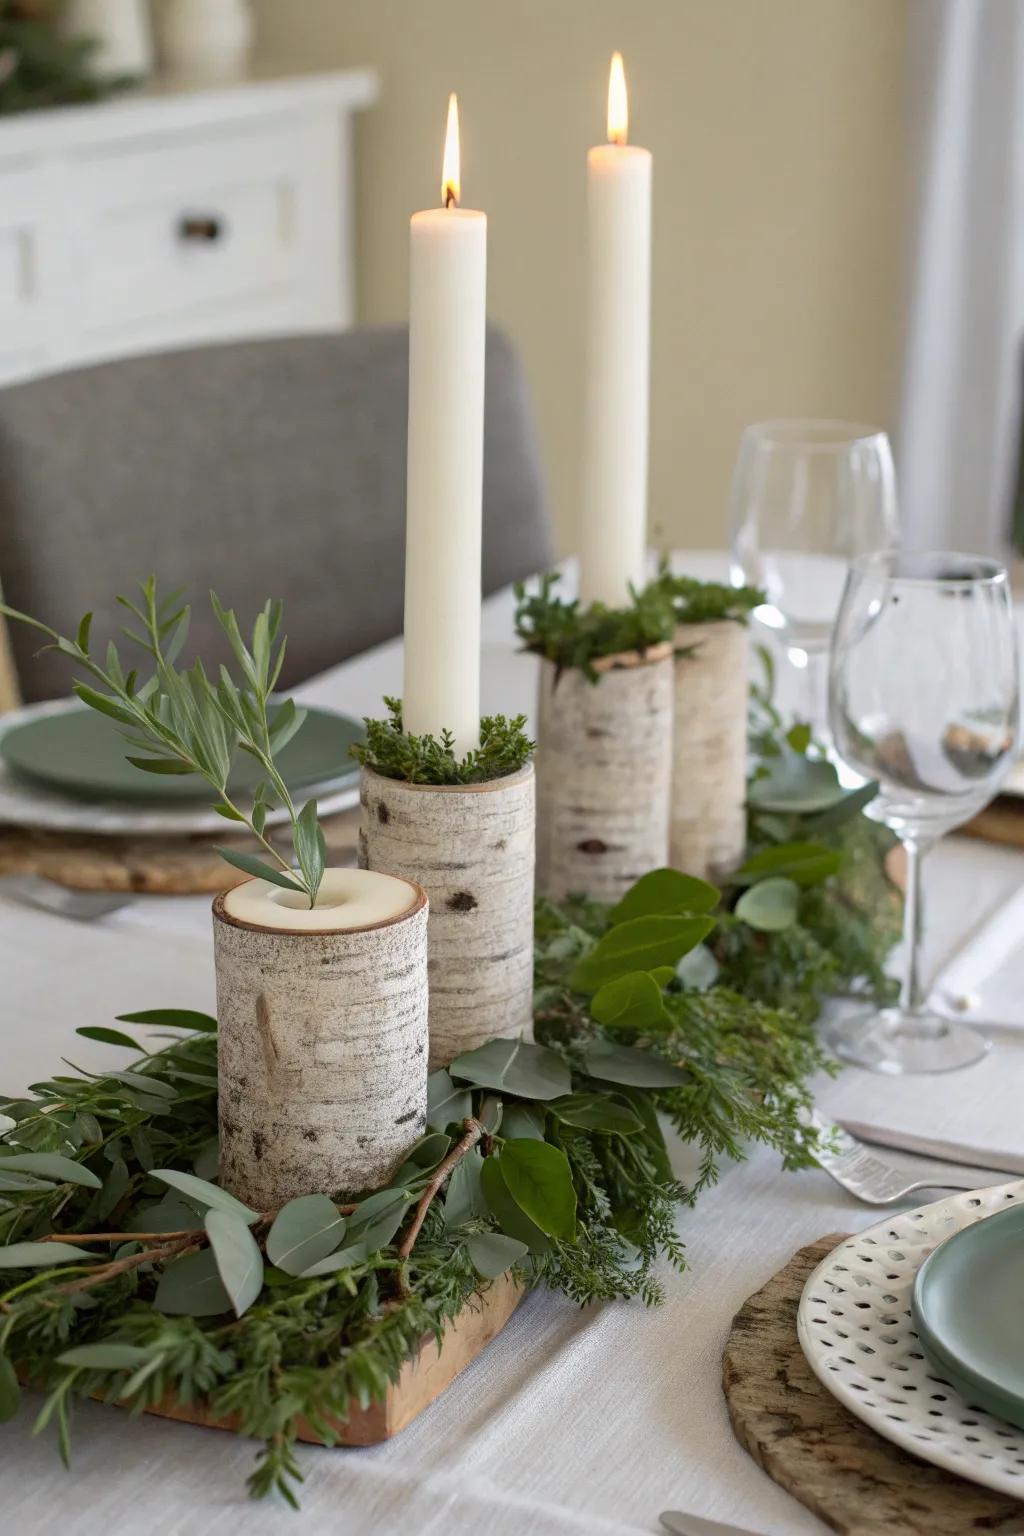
[0, 326, 552, 702]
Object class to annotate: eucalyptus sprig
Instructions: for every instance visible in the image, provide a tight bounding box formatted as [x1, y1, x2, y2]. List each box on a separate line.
[352, 696, 534, 784]
[0, 579, 327, 905]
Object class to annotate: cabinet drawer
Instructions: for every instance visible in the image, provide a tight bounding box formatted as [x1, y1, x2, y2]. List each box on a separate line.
[0, 161, 59, 376]
[70, 120, 314, 338]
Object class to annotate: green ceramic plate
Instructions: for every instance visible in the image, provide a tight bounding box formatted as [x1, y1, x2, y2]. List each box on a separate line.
[912, 1202, 1024, 1430]
[0, 701, 363, 803]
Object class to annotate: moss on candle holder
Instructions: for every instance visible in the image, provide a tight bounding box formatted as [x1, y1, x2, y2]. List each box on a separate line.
[514, 571, 675, 682]
[653, 562, 765, 626]
[351, 697, 534, 785]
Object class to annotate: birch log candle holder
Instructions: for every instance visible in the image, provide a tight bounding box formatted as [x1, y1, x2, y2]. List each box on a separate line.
[213, 867, 429, 1210]
[670, 620, 750, 881]
[358, 763, 536, 1070]
[535, 643, 674, 902]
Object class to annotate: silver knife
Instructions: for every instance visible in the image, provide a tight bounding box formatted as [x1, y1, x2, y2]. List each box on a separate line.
[660, 1512, 764, 1536]
[0, 874, 132, 921]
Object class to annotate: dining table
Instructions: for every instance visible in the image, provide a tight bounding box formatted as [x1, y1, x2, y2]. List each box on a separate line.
[4, 553, 1024, 1536]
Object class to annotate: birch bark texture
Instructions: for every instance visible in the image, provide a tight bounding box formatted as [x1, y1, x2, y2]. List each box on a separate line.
[213, 882, 429, 1209]
[671, 621, 749, 881]
[358, 764, 536, 1069]
[535, 644, 673, 902]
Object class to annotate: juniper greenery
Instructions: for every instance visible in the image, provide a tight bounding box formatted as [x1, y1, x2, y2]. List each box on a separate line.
[513, 571, 676, 682]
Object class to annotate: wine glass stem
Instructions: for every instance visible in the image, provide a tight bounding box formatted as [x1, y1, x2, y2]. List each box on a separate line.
[899, 837, 930, 1014]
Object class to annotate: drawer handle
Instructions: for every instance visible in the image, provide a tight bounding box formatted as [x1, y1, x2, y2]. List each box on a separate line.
[177, 214, 225, 244]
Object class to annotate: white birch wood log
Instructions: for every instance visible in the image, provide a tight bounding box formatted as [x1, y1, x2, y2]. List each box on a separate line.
[213, 875, 429, 1208]
[535, 644, 673, 902]
[358, 764, 535, 1070]
[671, 620, 749, 881]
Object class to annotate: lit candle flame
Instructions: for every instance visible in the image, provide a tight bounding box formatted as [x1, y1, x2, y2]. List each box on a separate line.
[607, 51, 628, 146]
[442, 92, 460, 208]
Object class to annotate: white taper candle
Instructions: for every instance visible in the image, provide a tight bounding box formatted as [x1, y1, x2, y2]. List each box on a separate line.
[403, 94, 487, 753]
[580, 53, 652, 609]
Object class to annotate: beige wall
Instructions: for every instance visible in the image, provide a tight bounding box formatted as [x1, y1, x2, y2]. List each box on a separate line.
[255, 0, 909, 555]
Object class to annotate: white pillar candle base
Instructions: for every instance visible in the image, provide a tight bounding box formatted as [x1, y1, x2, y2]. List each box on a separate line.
[213, 869, 428, 1209]
[671, 622, 749, 882]
[358, 764, 535, 1069]
[535, 645, 673, 902]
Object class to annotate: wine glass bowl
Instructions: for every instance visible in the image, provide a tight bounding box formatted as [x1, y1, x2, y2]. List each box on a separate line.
[826, 551, 1020, 1074]
[730, 419, 900, 723]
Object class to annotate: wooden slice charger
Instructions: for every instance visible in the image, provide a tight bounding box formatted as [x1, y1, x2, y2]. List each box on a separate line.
[722, 1235, 1024, 1535]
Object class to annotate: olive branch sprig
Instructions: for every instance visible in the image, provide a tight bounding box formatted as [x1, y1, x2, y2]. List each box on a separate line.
[0, 577, 326, 905]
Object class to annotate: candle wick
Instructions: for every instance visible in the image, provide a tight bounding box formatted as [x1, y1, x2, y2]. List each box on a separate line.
[445, 187, 457, 209]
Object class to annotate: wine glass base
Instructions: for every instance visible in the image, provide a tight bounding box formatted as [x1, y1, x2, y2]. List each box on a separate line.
[823, 1006, 991, 1075]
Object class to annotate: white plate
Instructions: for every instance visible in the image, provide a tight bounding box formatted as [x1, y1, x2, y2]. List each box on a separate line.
[798, 1181, 1024, 1499]
[0, 699, 358, 837]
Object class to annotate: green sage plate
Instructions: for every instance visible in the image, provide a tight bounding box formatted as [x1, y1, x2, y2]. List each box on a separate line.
[0, 701, 363, 803]
[912, 1201, 1024, 1431]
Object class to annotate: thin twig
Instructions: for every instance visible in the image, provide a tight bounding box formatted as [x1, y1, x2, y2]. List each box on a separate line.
[397, 1116, 484, 1263]
[39, 1228, 205, 1245]
[54, 1236, 195, 1296]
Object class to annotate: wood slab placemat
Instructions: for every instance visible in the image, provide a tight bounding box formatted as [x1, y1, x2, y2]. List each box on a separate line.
[0, 808, 361, 894]
[722, 1234, 1024, 1536]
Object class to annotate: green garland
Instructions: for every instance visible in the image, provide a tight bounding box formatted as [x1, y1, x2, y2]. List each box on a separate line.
[514, 571, 676, 681]
[0, 726, 900, 1505]
[0, 11, 138, 115]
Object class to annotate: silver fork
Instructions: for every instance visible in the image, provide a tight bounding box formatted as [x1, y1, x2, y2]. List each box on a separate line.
[804, 1109, 1013, 1205]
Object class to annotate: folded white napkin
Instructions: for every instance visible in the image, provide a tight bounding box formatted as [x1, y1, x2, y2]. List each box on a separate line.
[927, 880, 1024, 1026]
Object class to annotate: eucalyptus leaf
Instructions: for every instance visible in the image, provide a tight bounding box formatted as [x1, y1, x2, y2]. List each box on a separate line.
[299, 1242, 368, 1278]
[570, 915, 715, 993]
[426, 1070, 472, 1131]
[548, 1094, 643, 1134]
[675, 943, 720, 992]
[57, 1343, 154, 1371]
[608, 867, 719, 923]
[589, 971, 669, 1032]
[804, 779, 879, 831]
[0, 1152, 101, 1189]
[582, 1039, 687, 1088]
[499, 1103, 546, 1140]
[734, 876, 800, 932]
[266, 1195, 347, 1277]
[151, 1168, 258, 1223]
[96, 1070, 177, 1100]
[747, 754, 845, 813]
[466, 1231, 529, 1279]
[0, 1241, 94, 1268]
[124, 1197, 200, 1234]
[444, 1149, 488, 1227]
[0, 1113, 15, 1135]
[154, 1247, 232, 1317]
[205, 1210, 264, 1318]
[348, 1188, 415, 1251]
[97, 1156, 130, 1220]
[497, 1139, 576, 1240]
[734, 841, 841, 887]
[479, 1154, 551, 1253]
[449, 1037, 571, 1101]
[0, 1171, 55, 1192]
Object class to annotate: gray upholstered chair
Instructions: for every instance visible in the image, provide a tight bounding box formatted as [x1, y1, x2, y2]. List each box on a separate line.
[0, 326, 552, 702]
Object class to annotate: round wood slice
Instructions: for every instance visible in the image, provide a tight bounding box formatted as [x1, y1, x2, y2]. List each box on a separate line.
[0, 808, 361, 894]
[722, 1234, 1024, 1535]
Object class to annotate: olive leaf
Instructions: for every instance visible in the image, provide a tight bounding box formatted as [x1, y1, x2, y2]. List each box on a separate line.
[57, 1343, 154, 1370]
[0, 1241, 95, 1268]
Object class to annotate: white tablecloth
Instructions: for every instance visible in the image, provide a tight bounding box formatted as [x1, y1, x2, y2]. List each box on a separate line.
[3, 560, 1024, 1536]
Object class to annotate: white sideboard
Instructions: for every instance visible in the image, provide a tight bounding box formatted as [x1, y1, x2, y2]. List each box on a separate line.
[0, 65, 378, 384]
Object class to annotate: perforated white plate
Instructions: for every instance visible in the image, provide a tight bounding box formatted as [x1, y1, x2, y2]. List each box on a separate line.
[798, 1181, 1024, 1499]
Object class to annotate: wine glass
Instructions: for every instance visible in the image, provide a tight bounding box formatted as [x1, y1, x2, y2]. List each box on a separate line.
[826, 550, 1020, 1074]
[730, 420, 899, 729]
